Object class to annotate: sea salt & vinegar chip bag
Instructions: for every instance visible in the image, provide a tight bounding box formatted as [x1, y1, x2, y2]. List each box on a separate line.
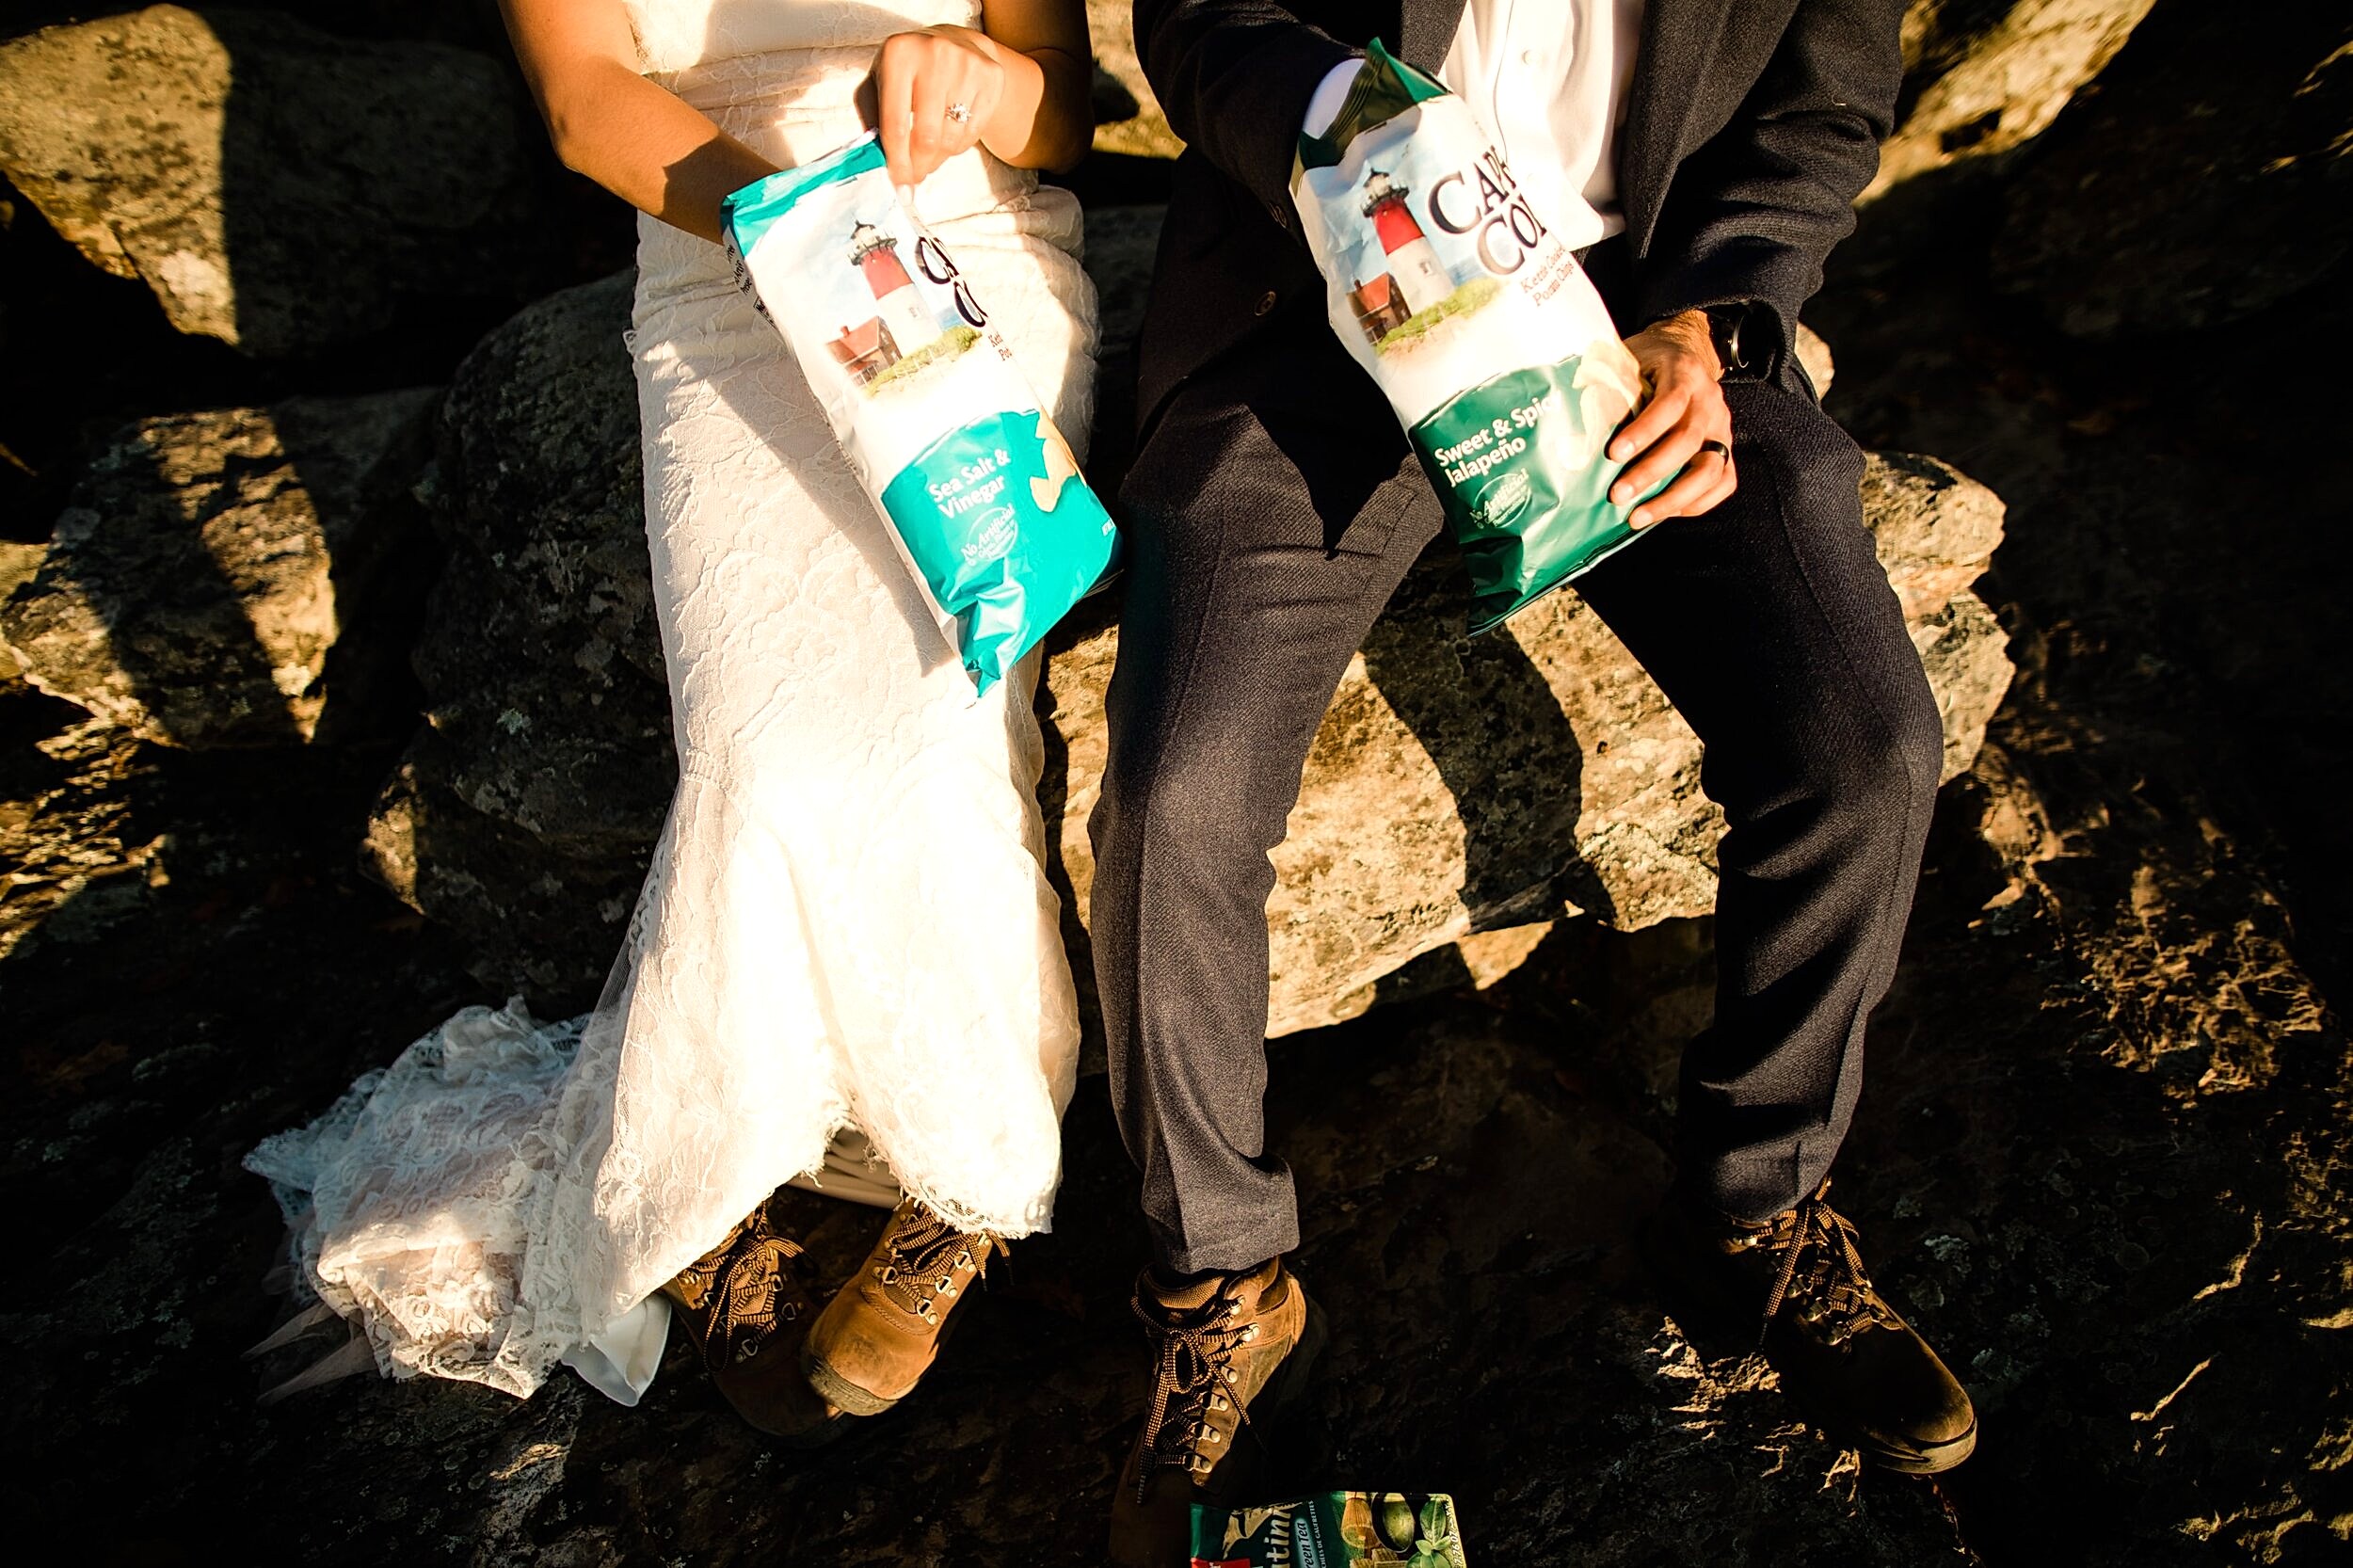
[721, 134, 1118, 695]
[1292, 40, 1659, 632]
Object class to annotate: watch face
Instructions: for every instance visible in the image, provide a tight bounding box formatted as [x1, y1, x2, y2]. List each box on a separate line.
[1705, 307, 1743, 374]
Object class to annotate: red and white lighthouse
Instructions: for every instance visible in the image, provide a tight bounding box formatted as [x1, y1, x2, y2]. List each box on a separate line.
[1361, 168, 1449, 318]
[850, 219, 940, 354]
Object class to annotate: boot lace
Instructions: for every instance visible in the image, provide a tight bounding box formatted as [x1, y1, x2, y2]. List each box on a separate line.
[1130, 1282, 1256, 1501]
[671, 1210, 808, 1370]
[874, 1205, 1002, 1326]
[1747, 1180, 1899, 1347]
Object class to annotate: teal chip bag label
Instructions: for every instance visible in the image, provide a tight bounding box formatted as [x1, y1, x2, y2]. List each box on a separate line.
[1293, 41, 1657, 632]
[722, 136, 1118, 694]
[1192, 1492, 1469, 1567]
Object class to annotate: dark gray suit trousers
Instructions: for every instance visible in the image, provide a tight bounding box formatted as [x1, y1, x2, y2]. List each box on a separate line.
[1090, 295, 1944, 1274]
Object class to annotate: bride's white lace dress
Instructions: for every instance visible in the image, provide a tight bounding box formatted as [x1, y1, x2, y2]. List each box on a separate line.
[245, 0, 1092, 1405]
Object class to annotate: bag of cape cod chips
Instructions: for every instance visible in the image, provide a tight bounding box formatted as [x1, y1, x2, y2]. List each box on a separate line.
[721, 135, 1118, 695]
[1292, 41, 1658, 632]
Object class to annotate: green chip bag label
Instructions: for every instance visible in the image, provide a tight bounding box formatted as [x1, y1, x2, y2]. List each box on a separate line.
[1411, 359, 1657, 632]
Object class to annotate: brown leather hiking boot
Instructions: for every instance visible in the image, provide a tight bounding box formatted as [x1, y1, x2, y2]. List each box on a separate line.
[1644, 1178, 1977, 1474]
[659, 1197, 841, 1446]
[799, 1197, 1005, 1416]
[1108, 1258, 1327, 1568]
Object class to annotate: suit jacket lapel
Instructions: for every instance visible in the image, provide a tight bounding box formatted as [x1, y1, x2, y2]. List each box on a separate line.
[1400, 0, 1469, 72]
[1616, 0, 1734, 252]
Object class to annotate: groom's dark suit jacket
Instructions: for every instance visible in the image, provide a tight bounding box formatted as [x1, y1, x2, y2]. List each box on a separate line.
[1129, 0, 1905, 432]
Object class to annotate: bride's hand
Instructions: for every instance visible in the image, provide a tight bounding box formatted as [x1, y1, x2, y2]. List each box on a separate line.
[874, 25, 1013, 186]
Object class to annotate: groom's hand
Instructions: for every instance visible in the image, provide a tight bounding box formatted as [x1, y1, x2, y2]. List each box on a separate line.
[1609, 310, 1737, 529]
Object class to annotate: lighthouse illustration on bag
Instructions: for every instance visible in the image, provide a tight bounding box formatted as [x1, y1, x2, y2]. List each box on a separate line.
[1348, 167, 1453, 342]
[828, 218, 946, 384]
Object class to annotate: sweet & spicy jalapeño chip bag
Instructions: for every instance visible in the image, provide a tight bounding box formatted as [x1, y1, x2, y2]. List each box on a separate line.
[1292, 40, 1661, 632]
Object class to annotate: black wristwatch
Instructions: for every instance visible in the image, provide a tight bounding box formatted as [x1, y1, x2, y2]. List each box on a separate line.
[1702, 303, 1749, 380]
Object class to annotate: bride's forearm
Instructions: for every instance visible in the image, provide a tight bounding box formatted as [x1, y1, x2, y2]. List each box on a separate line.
[973, 40, 1094, 173]
[500, 0, 772, 246]
[540, 57, 776, 245]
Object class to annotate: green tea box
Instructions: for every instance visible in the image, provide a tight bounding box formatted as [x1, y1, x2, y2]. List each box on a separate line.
[1191, 1492, 1467, 1567]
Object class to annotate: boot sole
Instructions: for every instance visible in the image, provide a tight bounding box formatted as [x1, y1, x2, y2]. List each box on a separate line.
[802, 1351, 901, 1417]
[800, 1295, 974, 1418]
[1863, 1417, 1977, 1475]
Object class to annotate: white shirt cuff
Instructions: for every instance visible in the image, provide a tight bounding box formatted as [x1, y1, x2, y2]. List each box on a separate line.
[1301, 56, 1365, 138]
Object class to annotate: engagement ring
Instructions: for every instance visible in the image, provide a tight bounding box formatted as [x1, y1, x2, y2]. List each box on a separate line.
[945, 101, 973, 124]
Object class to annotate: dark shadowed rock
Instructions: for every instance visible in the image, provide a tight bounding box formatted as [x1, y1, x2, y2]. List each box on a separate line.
[1080, 204, 1167, 361]
[373, 274, 2011, 1026]
[0, 5, 556, 358]
[1992, 3, 2353, 338]
[0, 542, 41, 697]
[357, 269, 669, 998]
[0, 390, 440, 746]
[1088, 61, 1141, 125]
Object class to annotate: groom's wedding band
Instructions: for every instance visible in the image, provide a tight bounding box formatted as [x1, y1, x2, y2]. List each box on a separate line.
[945, 101, 974, 124]
[1697, 440, 1731, 462]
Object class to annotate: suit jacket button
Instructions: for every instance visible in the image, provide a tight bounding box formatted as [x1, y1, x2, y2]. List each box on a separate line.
[1254, 291, 1279, 316]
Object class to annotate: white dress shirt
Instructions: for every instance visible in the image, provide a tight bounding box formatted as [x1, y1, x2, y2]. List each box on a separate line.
[1302, 3, 1645, 246]
[1442, 0, 1646, 248]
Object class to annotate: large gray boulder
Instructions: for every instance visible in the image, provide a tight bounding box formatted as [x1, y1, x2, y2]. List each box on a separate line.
[1048, 455, 2009, 1034]
[369, 272, 2012, 1027]
[0, 6, 555, 358]
[0, 390, 440, 747]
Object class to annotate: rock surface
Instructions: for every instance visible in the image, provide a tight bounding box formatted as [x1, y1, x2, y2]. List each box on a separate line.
[0, 390, 440, 747]
[359, 271, 668, 997]
[0, 6, 555, 358]
[1866, 0, 2157, 198]
[1085, 0, 1180, 160]
[0, 543, 40, 698]
[1992, 3, 2353, 337]
[369, 273, 2010, 1028]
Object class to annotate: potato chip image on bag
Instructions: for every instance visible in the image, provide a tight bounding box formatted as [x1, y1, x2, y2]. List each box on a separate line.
[722, 135, 1118, 695]
[1192, 1491, 1470, 1567]
[1293, 40, 1660, 632]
